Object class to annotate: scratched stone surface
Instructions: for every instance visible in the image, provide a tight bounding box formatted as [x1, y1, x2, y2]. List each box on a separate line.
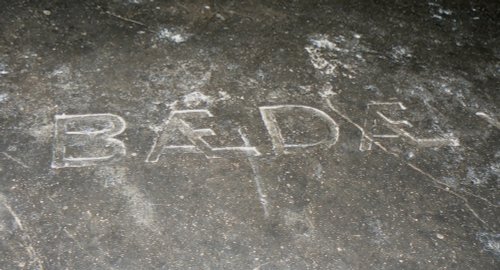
[0, 0, 499, 269]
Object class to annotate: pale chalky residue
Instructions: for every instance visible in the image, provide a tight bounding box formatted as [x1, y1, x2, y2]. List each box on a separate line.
[157, 27, 192, 44]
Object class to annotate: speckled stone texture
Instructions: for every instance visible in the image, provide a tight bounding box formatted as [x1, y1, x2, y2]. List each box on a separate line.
[0, 1, 499, 269]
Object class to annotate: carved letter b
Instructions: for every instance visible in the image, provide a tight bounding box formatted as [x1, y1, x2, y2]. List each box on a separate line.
[51, 114, 126, 168]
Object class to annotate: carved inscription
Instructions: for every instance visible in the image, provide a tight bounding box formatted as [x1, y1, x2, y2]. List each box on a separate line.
[360, 102, 459, 151]
[259, 105, 339, 155]
[50, 102, 461, 168]
[51, 114, 126, 168]
[146, 110, 260, 162]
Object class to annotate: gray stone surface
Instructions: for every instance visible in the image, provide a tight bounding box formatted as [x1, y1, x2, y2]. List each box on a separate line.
[0, 0, 499, 269]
